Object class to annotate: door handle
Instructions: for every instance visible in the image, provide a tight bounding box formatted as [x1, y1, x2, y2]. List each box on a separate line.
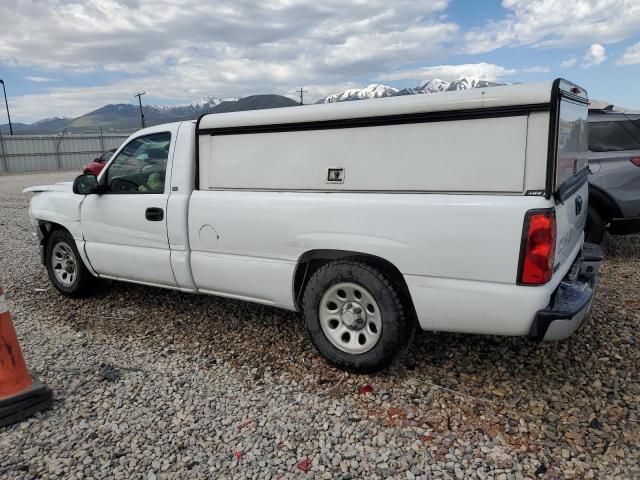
[145, 207, 164, 221]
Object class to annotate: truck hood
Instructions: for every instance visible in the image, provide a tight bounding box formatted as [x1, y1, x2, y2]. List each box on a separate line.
[23, 182, 74, 194]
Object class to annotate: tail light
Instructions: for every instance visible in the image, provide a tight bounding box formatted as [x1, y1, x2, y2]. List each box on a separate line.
[518, 210, 556, 285]
[630, 157, 640, 167]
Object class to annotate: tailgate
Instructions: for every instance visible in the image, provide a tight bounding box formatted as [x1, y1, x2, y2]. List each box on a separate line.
[551, 82, 589, 270]
[554, 179, 588, 269]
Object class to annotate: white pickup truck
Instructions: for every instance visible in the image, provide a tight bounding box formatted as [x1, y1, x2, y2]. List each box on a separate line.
[27, 78, 602, 372]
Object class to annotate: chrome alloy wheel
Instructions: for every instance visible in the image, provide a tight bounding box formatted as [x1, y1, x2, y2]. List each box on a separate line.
[52, 242, 77, 287]
[319, 282, 382, 354]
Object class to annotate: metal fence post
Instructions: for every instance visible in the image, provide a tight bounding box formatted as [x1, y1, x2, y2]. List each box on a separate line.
[55, 129, 66, 169]
[0, 130, 7, 173]
[99, 125, 105, 152]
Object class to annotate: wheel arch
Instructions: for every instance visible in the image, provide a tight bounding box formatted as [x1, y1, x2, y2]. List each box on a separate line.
[292, 249, 416, 318]
[36, 221, 66, 261]
[37, 219, 75, 249]
[38, 219, 66, 237]
[38, 220, 96, 276]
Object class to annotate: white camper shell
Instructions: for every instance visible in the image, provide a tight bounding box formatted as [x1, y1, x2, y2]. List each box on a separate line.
[197, 83, 549, 193]
[27, 78, 602, 372]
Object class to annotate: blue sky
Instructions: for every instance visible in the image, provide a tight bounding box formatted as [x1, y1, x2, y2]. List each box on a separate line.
[1, 0, 639, 122]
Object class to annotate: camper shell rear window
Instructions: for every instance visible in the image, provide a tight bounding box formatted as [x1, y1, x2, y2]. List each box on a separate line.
[555, 98, 588, 190]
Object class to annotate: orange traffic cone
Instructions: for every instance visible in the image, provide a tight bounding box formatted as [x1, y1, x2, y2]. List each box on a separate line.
[0, 287, 52, 428]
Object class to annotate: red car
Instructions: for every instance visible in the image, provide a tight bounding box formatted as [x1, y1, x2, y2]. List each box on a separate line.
[82, 148, 116, 176]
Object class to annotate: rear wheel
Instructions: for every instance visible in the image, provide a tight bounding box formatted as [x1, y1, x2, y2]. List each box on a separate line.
[585, 206, 606, 244]
[46, 229, 97, 297]
[302, 260, 414, 373]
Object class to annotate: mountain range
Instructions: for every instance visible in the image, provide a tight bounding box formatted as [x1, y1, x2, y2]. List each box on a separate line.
[0, 95, 299, 135]
[317, 78, 503, 103]
[1, 77, 501, 134]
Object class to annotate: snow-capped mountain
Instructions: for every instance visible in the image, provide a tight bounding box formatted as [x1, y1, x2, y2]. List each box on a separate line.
[188, 96, 225, 110]
[394, 78, 451, 96]
[31, 116, 70, 126]
[150, 96, 226, 117]
[326, 77, 505, 101]
[15, 116, 74, 133]
[317, 84, 399, 104]
[447, 78, 502, 91]
[420, 78, 451, 93]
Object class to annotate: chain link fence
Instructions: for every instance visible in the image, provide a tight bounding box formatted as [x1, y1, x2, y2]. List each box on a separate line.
[0, 131, 131, 174]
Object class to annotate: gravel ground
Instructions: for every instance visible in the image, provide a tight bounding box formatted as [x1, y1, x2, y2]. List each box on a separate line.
[0, 170, 638, 480]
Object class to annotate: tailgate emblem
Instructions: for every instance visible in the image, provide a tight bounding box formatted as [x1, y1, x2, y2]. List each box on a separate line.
[575, 195, 583, 215]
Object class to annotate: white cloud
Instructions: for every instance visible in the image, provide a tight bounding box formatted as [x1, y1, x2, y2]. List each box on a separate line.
[8, 66, 297, 121]
[560, 57, 577, 68]
[583, 43, 607, 67]
[522, 65, 550, 73]
[321, 23, 459, 72]
[616, 41, 640, 65]
[0, 0, 453, 75]
[5, 0, 631, 123]
[465, 0, 640, 54]
[25, 76, 59, 83]
[380, 63, 517, 82]
[0, 0, 463, 121]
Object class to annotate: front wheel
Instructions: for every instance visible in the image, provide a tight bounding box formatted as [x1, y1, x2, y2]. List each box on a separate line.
[45, 229, 97, 297]
[302, 260, 414, 373]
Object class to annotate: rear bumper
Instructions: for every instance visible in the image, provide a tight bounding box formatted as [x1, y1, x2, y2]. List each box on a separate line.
[529, 242, 603, 341]
[609, 215, 640, 235]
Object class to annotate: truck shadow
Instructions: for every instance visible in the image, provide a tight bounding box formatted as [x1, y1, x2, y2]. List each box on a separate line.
[62, 272, 630, 402]
[604, 233, 640, 260]
[56, 232, 636, 404]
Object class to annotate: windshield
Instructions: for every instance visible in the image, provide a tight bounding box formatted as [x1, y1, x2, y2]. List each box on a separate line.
[556, 99, 588, 190]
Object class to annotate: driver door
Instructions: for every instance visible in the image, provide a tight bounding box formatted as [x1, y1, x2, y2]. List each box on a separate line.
[81, 130, 177, 287]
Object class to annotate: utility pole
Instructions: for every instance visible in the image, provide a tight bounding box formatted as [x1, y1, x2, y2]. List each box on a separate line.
[0, 79, 13, 135]
[134, 92, 146, 129]
[297, 87, 308, 105]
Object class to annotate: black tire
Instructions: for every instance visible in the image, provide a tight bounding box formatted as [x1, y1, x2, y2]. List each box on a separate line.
[585, 206, 606, 244]
[302, 260, 414, 373]
[45, 229, 97, 297]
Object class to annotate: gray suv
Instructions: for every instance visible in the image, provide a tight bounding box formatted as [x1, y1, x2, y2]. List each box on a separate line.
[586, 108, 640, 243]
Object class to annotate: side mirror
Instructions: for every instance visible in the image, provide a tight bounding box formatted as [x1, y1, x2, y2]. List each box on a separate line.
[93, 158, 101, 163]
[73, 173, 100, 195]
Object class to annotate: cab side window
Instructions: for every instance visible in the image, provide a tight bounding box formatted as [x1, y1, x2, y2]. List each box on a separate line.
[106, 132, 171, 194]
